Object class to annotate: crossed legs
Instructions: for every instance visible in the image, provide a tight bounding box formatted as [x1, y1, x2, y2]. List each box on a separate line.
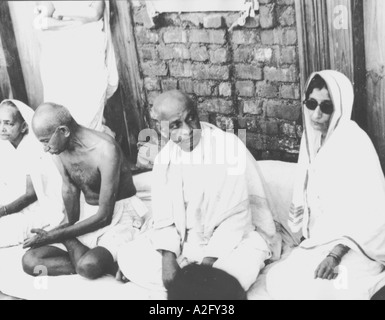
[22, 238, 117, 280]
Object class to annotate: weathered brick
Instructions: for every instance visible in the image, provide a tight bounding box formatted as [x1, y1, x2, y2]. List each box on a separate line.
[254, 48, 273, 63]
[215, 115, 236, 131]
[265, 66, 298, 83]
[278, 6, 296, 27]
[219, 82, 232, 97]
[209, 48, 229, 64]
[142, 62, 168, 77]
[190, 46, 209, 62]
[281, 122, 298, 138]
[161, 79, 178, 91]
[246, 133, 265, 150]
[231, 30, 260, 45]
[280, 46, 297, 64]
[139, 46, 157, 61]
[233, 46, 254, 63]
[169, 62, 193, 78]
[203, 15, 224, 29]
[163, 29, 188, 44]
[236, 81, 255, 97]
[238, 116, 259, 132]
[280, 84, 300, 100]
[144, 77, 161, 91]
[192, 64, 230, 80]
[242, 100, 264, 115]
[235, 65, 263, 81]
[256, 81, 279, 98]
[274, 28, 297, 45]
[158, 45, 190, 60]
[189, 30, 226, 45]
[265, 100, 301, 121]
[260, 120, 280, 135]
[193, 81, 217, 96]
[180, 13, 205, 27]
[179, 79, 194, 94]
[136, 26, 159, 44]
[224, 13, 241, 28]
[260, 30, 275, 45]
[199, 99, 234, 114]
[260, 4, 277, 29]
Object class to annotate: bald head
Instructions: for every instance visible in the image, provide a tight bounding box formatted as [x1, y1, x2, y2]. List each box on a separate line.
[152, 90, 201, 152]
[32, 102, 75, 136]
[153, 90, 196, 121]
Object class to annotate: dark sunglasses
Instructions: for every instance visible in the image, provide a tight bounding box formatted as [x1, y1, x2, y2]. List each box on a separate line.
[303, 99, 334, 115]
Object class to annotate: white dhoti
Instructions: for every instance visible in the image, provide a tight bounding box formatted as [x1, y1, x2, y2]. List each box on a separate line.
[53, 196, 149, 261]
[266, 244, 385, 300]
[117, 230, 270, 292]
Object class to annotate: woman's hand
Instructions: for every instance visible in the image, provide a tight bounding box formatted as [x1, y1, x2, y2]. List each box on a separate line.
[314, 256, 340, 280]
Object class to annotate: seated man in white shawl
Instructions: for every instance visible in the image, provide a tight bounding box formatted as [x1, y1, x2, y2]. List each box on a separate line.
[22, 103, 149, 280]
[0, 100, 63, 248]
[117, 90, 281, 293]
[266, 71, 385, 300]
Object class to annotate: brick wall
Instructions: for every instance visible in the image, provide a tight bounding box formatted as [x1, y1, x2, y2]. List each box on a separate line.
[133, 0, 302, 162]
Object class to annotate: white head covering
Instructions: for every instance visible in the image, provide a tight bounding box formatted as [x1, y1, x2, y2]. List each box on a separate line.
[289, 70, 385, 264]
[0, 99, 64, 228]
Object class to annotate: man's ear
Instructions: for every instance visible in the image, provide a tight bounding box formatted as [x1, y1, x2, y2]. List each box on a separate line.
[59, 126, 71, 138]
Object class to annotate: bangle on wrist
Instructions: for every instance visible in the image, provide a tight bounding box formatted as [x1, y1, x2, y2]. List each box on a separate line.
[2, 206, 8, 216]
[327, 252, 342, 264]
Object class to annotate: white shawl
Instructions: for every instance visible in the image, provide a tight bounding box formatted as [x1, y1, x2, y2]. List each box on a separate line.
[0, 100, 64, 228]
[289, 70, 385, 264]
[151, 122, 281, 260]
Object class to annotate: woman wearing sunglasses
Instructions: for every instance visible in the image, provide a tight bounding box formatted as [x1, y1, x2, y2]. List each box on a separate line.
[266, 70, 385, 300]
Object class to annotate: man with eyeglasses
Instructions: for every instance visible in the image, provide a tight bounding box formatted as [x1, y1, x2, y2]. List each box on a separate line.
[21, 102, 149, 280]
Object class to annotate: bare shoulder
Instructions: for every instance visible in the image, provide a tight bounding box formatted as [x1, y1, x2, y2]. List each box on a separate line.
[92, 131, 123, 162]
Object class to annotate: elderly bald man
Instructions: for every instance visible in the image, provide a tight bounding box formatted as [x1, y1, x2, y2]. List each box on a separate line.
[22, 103, 149, 280]
[117, 90, 280, 294]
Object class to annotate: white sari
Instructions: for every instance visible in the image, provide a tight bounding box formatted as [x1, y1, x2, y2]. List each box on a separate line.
[0, 100, 64, 248]
[267, 71, 385, 300]
[38, 1, 118, 131]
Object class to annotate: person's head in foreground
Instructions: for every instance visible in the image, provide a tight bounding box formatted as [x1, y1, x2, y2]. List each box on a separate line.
[0, 100, 30, 148]
[152, 90, 202, 152]
[32, 102, 77, 155]
[167, 264, 247, 301]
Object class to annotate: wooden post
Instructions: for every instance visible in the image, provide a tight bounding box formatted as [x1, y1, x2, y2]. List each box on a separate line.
[0, 1, 28, 104]
[295, 0, 367, 127]
[110, 0, 148, 162]
[364, 0, 385, 171]
[295, 0, 331, 97]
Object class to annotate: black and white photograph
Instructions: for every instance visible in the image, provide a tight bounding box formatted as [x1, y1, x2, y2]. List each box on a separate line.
[0, 0, 384, 303]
